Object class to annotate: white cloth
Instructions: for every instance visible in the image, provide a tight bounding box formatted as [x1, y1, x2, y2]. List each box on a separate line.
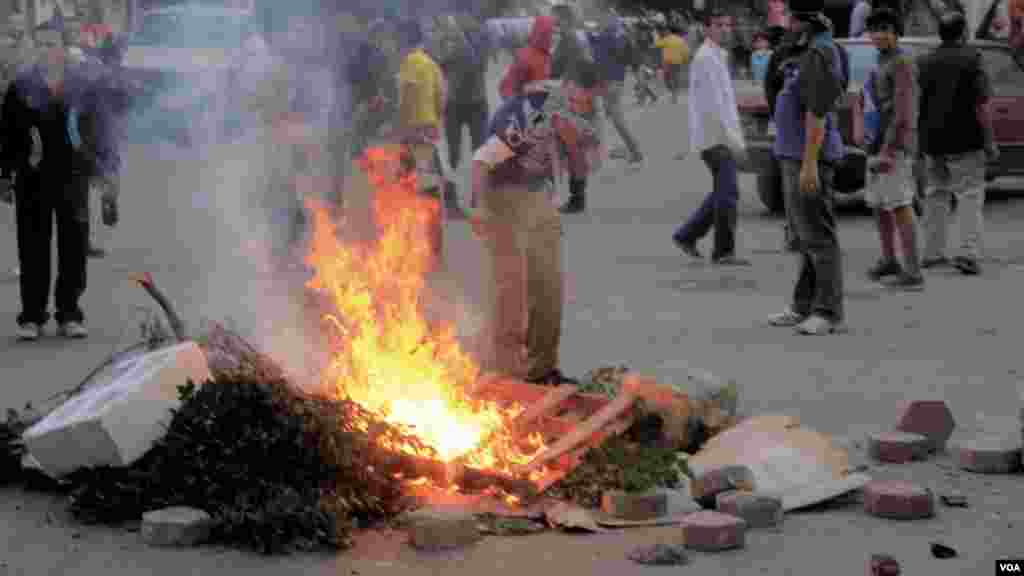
[687, 40, 745, 156]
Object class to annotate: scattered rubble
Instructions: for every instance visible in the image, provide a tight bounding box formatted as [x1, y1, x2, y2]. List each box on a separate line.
[544, 501, 608, 533]
[405, 506, 482, 551]
[140, 506, 213, 547]
[628, 543, 690, 566]
[680, 510, 746, 552]
[714, 490, 783, 528]
[895, 401, 955, 453]
[600, 490, 668, 521]
[476, 516, 546, 536]
[867, 431, 930, 463]
[939, 491, 968, 507]
[869, 553, 901, 575]
[691, 466, 756, 507]
[955, 436, 1022, 474]
[930, 541, 958, 559]
[863, 480, 935, 520]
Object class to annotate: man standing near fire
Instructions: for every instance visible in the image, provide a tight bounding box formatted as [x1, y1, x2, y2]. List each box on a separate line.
[468, 67, 601, 386]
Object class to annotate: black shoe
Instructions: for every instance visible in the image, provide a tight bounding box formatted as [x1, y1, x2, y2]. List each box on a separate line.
[867, 258, 902, 282]
[673, 236, 702, 260]
[712, 254, 751, 266]
[559, 195, 585, 214]
[952, 256, 981, 275]
[526, 369, 579, 386]
[921, 256, 950, 269]
[885, 272, 925, 291]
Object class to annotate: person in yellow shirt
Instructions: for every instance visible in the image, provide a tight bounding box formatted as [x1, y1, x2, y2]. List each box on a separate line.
[654, 26, 690, 103]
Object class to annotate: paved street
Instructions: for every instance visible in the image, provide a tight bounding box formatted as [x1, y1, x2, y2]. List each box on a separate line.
[1, 85, 1024, 575]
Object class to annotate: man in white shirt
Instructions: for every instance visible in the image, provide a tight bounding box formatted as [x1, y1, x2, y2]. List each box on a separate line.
[672, 11, 750, 266]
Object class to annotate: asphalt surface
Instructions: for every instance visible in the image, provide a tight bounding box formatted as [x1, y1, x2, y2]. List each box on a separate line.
[2, 78, 1024, 575]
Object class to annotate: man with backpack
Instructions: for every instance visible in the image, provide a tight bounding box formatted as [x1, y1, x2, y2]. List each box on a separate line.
[765, 0, 848, 335]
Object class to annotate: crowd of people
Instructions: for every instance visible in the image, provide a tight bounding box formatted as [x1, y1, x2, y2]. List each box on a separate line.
[0, 0, 1016, 387]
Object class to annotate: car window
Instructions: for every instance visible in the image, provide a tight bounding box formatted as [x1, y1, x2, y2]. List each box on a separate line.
[981, 48, 1024, 93]
[128, 13, 246, 48]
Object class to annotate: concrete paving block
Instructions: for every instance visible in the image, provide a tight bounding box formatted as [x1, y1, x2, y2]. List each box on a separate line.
[601, 490, 669, 521]
[141, 507, 213, 547]
[863, 480, 935, 520]
[955, 435, 1022, 474]
[895, 401, 955, 453]
[22, 342, 211, 477]
[715, 490, 783, 528]
[405, 506, 482, 551]
[867, 431, 930, 463]
[691, 465, 756, 505]
[680, 510, 746, 551]
[868, 553, 902, 575]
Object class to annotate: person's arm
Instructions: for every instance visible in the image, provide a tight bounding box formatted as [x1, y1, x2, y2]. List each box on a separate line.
[972, 51, 998, 158]
[711, 59, 745, 153]
[469, 134, 514, 210]
[880, 57, 914, 159]
[797, 49, 841, 189]
[0, 80, 24, 180]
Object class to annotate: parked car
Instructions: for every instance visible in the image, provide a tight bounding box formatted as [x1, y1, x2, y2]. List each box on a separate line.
[736, 37, 1024, 212]
[120, 4, 252, 146]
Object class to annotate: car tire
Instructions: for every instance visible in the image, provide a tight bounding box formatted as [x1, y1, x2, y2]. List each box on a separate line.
[757, 157, 783, 213]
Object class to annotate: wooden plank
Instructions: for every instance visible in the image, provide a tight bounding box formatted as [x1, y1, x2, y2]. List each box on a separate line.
[517, 393, 637, 475]
[511, 385, 577, 435]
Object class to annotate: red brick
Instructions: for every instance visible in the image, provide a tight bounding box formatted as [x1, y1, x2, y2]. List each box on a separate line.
[680, 511, 746, 551]
[601, 490, 669, 521]
[714, 490, 783, 528]
[956, 436, 1022, 474]
[895, 401, 955, 453]
[863, 480, 935, 520]
[868, 554, 901, 575]
[867, 431, 930, 463]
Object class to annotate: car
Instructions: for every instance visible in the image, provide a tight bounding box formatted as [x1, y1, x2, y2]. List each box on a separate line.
[736, 37, 1024, 212]
[120, 4, 252, 146]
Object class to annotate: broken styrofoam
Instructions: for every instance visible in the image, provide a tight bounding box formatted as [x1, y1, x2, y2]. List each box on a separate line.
[22, 341, 211, 477]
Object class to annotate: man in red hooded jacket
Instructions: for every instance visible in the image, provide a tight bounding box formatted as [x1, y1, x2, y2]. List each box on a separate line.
[499, 16, 556, 99]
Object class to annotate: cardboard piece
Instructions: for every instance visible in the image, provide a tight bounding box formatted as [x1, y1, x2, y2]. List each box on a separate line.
[687, 415, 868, 512]
[22, 342, 211, 477]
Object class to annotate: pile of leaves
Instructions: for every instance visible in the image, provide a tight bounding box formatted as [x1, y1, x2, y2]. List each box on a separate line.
[543, 414, 688, 509]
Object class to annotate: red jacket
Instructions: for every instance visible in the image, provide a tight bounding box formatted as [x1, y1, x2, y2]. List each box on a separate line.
[499, 16, 555, 99]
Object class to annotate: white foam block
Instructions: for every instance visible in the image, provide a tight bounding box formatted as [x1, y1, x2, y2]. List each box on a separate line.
[22, 341, 211, 477]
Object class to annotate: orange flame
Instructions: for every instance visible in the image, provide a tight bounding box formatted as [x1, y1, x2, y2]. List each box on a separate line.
[304, 146, 545, 478]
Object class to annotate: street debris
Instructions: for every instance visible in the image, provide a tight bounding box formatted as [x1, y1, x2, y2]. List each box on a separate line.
[867, 431, 930, 463]
[691, 465, 757, 507]
[628, 543, 690, 565]
[680, 510, 746, 552]
[863, 480, 935, 520]
[939, 492, 968, 507]
[544, 501, 608, 533]
[476, 515, 546, 536]
[895, 401, 956, 453]
[404, 506, 482, 551]
[869, 553, 901, 575]
[954, 435, 1022, 474]
[600, 489, 668, 521]
[930, 541, 958, 559]
[714, 490, 784, 528]
[140, 506, 213, 547]
[578, 365, 630, 398]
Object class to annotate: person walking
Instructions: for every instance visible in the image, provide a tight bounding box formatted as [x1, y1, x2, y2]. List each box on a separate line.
[672, 11, 750, 267]
[437, 15, 490, 175]
[0, 16, 119, 340]
[654, 26, 689, 104]
[499, 16, 555, 100]
[468, 71, 601, 386]
[917, 9, 998, 276]
[849, 0, 872, 37]
[765, 0, 848, 335]
[862, 5, 924, 290]
[591, 14, 643, 167]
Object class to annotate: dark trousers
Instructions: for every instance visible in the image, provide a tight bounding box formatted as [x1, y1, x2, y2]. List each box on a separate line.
[445, 99, 489, 171]
[674, 146, 740, 260]
[779, 159, 843, 322]
[14, 172, 89, 326]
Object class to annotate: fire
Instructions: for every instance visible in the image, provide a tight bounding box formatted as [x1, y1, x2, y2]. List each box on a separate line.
[304, 146, 545, 477]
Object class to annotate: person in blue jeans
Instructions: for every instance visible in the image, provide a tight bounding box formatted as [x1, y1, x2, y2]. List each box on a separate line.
[672, 11, 750, 266]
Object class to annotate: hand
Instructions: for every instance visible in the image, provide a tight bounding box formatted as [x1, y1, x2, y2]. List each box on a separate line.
[0, 178, 12, 205]
[798, 161, 819, 195]
[368, 95, 384, 112]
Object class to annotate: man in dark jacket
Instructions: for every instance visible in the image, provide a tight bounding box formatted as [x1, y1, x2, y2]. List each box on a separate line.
[917, 9, 998, 275]
[0, 17, 119, 340]
[765, 0, 848, 335]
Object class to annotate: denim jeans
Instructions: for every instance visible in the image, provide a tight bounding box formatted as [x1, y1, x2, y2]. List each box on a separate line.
[674, 146, 740, 260]
[779, 159, 843, 322]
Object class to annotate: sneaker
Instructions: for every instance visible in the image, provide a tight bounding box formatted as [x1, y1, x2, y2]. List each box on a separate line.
[559, 195, 585, 214]
[16, 323, 40, 341]
[952, 256, 981, 276]
[673, 237, 702, 260]
[921, 256, 950, 269]
[712, 255, 752, 267]
[867, 259, 903, 282]
[885, 272, 925, 291]
[58, 322, 88, 339]
[795, 314, 847, 335]
[767, 308, 806, 327]
[526, 369, 579, 386]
